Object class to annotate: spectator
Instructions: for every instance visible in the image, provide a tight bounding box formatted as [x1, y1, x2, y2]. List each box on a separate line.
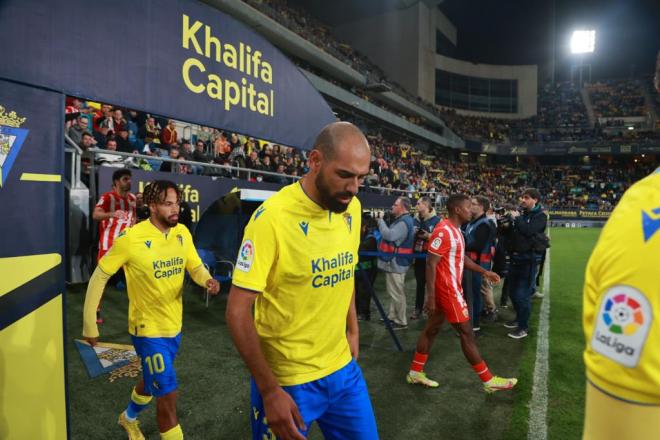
[138, 117, 160, 144]
[96, 138, 125, 167]
[160, 119, 178, 146]
[159, 147, 180, 172]
[68, 115, 89, 145]
[214, 132, 231, 157]
[111, 108, 127, 134]
[192, 140, 212, 163]
[116, 127, 137, 153]
[179, 139, 193, 161]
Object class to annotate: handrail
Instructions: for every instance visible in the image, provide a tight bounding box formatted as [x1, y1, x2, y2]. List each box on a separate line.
[64, 134, 84, 189]
[64, 133, 84, 154]
[86, 148, 440, 197]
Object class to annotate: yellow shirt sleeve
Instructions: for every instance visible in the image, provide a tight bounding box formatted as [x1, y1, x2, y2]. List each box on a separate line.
[82, 266, 111, 338]
[98, 229, 131, 275]
[232, 205, 278, 292]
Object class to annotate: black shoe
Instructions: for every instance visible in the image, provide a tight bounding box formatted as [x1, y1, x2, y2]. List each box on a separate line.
[507, 328, 528, 339]
[503, 320, 518, 329]
[357, 314, 370, 321]
[483, 311, 498, 323]
[410, 310, 422, 320]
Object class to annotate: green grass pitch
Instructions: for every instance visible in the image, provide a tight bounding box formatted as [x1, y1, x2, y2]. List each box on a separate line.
[65, 227, 600, 439]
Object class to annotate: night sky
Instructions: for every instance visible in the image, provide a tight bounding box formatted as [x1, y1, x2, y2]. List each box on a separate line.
[439, 0, 660, 80]
[298, 0, 659, 82]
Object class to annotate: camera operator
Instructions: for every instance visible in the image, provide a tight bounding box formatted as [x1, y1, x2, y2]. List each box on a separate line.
[377, 196, 415, 329]
[503, 188, 549, 340]
[492, 204, 516, 308]
[410, 197, 441, 320]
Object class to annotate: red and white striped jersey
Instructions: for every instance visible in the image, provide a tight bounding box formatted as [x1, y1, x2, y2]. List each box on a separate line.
[428, 219, 466, 298]
[96, 191, 137, 260]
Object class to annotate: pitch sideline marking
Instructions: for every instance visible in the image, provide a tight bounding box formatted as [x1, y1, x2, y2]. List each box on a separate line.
[528, 233, 551, 440]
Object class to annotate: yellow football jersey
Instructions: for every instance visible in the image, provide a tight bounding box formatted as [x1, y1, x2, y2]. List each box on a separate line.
[232, 182, 361, 386]
[583, 169, 660, 404]
[99, 220, 203, 338]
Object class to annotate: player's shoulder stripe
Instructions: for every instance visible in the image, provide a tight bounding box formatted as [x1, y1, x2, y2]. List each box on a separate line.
[250, 186, 291, 221]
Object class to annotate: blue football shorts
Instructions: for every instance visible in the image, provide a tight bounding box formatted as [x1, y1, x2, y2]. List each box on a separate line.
[250, 359, 379, 439]
[131, 333, 182, 397]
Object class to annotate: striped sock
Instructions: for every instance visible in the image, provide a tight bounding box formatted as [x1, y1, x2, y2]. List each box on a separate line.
[472, 360, 493, 383]
[161, 424, 183, 440]
[125, 387, 152, 420]
[410, 352, 429, 373]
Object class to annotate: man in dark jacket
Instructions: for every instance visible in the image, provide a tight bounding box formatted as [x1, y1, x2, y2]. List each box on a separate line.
[355, 214, 379, 321]
[504, 188, 548, 339]
[464, 196, 497, 331]
[411, 197, 440, 320]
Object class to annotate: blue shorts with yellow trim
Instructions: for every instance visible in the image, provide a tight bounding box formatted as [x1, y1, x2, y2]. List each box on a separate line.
[250, 359, 379, 439]
[131, 333, 181, 397]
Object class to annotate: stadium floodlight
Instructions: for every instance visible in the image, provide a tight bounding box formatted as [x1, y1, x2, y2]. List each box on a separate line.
[570, 30, 596, 54]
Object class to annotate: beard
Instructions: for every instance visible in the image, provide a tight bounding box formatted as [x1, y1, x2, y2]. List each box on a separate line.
[157, 212, 179, 228]
[315, 170, 354, 213]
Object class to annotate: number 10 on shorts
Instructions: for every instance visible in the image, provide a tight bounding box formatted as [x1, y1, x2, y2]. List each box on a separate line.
[145, 353, 165, 374]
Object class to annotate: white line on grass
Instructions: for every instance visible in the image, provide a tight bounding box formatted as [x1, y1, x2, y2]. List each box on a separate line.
[528, 236, 551, 440]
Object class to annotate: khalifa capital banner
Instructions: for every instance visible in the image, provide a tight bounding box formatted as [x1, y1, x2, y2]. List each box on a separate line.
[0, 0, 335, 150]
[98, 167, 399, 230]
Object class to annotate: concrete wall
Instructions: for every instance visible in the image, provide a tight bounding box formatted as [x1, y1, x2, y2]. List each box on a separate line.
[331, 3, 421, 96]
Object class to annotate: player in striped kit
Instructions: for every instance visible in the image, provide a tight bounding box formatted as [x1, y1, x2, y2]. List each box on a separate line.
[406, 194, 518, 393]
[92, 168, 137, 323]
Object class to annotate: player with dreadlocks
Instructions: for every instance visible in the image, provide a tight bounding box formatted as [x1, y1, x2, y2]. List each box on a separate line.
[82, 180, 220, 440]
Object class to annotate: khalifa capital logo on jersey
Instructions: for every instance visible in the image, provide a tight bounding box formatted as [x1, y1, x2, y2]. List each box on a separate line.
[0, 105, 28, 188]
[236, 239, 254, 272]
[641, 207, 660, 242]
[591, 285, 652, 368]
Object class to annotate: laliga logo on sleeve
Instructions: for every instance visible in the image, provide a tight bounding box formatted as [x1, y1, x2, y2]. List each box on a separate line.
[591, 285, 652, 368]
[236, 240, 254, 272]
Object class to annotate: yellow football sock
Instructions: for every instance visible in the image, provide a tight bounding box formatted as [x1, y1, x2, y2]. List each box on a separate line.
[160, 424, 183, 440]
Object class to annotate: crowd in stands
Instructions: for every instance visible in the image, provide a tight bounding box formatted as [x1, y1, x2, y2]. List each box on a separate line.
[439, 79, 658, 143]
[65, 97, 654, 213]
[360, 128, 652, 210]
[588, 79, 646, 118]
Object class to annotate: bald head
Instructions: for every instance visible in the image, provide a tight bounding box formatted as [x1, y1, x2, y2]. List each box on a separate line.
[313, 121, 370, 160]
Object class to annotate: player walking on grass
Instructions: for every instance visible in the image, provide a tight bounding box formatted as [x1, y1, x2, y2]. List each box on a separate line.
[406, 194, 518, 393]
[226, 122, 379, 440]
[82, 180, 220, 440]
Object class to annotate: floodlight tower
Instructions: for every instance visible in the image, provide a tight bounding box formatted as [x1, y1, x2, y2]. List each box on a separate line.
[570, 30, 595, 85]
